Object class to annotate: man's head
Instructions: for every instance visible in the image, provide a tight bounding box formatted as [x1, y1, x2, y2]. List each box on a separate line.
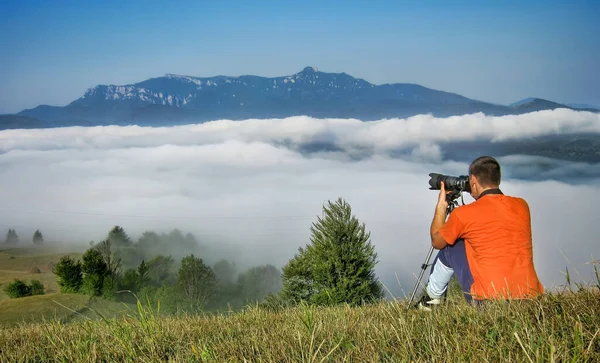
[468, 156, 501, 199]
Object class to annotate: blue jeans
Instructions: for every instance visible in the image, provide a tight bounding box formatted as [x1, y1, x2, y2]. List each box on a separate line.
[429, 238, 476, 303]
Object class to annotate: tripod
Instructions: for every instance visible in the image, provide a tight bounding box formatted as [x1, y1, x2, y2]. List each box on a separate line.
[406, 191, 462, 309]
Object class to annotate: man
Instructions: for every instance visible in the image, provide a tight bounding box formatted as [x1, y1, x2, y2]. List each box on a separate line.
[417, 156, 544, 310]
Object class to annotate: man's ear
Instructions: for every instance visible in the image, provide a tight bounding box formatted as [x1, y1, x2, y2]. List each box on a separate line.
[470, 174, 478, 187]
[469, 174, 479, 198]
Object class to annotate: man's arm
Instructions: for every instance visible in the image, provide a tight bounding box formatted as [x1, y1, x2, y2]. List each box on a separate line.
[430, 203, 449, 250]
[430, 181, 449, 250]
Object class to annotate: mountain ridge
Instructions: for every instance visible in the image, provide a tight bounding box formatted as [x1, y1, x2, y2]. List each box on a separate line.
[2, 66, 598, 130]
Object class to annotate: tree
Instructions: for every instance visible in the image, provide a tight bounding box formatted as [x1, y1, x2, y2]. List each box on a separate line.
[120, 260, 150, 293]
[53, 256, 83, 293]
[81, 248, 109, 296]
[177, 254, 217, 311]
[108, 225, 132, 248]
[204, 259, 238, 310]
[121, 268, 140, 292]
[93, 239, 122, 277]
[238, 264, 283, 303]
[213, 259, 237, 286]
[137, 260, 150, 289]
[5, 229, 19, 245]
[137, 231, 161, 251]
[147, 255, 175, 287]
[281, 197, 384, 306]
[32, 230, 44, 245]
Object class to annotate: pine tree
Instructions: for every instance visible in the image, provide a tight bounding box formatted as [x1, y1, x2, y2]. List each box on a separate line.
[108, 225, 131, 248]
[281, 197, 383, 306]
[81, 248, 109, 296]
[32, 230, 44, 245]
[5, 229, 19, 245]
[137, 260, 150, 289]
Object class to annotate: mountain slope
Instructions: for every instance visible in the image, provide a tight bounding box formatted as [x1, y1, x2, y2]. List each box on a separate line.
[509, 98, 574, 113]
[7, 66, 595, 129]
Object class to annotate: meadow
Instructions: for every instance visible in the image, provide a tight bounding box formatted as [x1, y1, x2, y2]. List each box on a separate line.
[1, 246, 599, 362]
[0, 246, 136, 327]
[0, 246, 81, 301]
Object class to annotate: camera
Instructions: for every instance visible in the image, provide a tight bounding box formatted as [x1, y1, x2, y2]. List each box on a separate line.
[428, 173, 471, 194]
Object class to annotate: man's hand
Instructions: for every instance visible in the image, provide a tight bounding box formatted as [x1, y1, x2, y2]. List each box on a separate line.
[437, 181, 449, 213]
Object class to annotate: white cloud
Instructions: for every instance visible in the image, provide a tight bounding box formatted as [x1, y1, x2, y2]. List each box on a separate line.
[0, 110, 599, 298]
[2, 108, 599, 154]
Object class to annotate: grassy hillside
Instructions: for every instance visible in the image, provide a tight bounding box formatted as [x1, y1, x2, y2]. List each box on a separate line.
[0, 246, 82, 300]
[0, 245, 598, 361]
[0, 246, 137, 329]
[0, 288, 598, 362]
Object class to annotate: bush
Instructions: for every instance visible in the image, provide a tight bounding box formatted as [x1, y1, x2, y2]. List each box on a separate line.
[138, 285, 181, 314]
[4, 279, 31, 298]
[3, 279, 45, 298]
[101, 274, 118, 300]
[258, 292, 292, 312]
[30, 280, 45, 295]
[81, 274, 103, 296]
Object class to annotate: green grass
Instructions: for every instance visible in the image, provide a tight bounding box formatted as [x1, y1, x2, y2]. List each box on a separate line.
[0, 288, 598, 362]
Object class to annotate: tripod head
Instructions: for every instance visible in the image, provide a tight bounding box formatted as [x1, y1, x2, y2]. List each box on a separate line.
[445, 188, 465, 215]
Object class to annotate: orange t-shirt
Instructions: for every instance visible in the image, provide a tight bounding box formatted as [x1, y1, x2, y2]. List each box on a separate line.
[438, 194, 544, 300]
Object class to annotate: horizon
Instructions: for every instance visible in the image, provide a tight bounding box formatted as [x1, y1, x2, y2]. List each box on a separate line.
[1, 0, 599, 114]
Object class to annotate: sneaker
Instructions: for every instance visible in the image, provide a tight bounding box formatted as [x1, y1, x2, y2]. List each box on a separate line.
[415, 293, 442, 311]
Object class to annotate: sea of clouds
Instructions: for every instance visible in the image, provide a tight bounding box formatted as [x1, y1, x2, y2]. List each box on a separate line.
[1, 108, 599, 297]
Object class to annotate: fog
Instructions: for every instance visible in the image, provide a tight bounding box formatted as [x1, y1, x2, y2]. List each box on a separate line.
[1, 109, 599, 298]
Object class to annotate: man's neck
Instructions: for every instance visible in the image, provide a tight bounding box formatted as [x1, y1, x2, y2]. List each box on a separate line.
[477, 187, 503, 200]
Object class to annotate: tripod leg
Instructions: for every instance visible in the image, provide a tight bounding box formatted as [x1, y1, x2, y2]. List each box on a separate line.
[407, 245, 435, 308]
[406, 197, 454, 309]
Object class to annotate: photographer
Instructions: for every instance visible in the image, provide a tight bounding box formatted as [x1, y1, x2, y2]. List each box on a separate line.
[417, 156, 544, 310]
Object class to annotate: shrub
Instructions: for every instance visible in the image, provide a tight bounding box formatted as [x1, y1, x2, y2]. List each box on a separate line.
[101, 274, 118, 300]
[30, 280, 45, 295]
[4, 279, 31, 298]
[3, 279, 45, 298]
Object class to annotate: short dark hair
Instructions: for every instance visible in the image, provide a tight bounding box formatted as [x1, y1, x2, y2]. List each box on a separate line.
[469, 156, 501, 187]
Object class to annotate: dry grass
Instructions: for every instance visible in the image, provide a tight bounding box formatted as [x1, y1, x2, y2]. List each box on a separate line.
[0, 292, 136, 328]
[1, 246, 598, 361]
[0, 288, 598, 362]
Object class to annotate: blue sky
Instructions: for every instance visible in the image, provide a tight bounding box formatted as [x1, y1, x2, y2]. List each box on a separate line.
[1, 0, 598, 114]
